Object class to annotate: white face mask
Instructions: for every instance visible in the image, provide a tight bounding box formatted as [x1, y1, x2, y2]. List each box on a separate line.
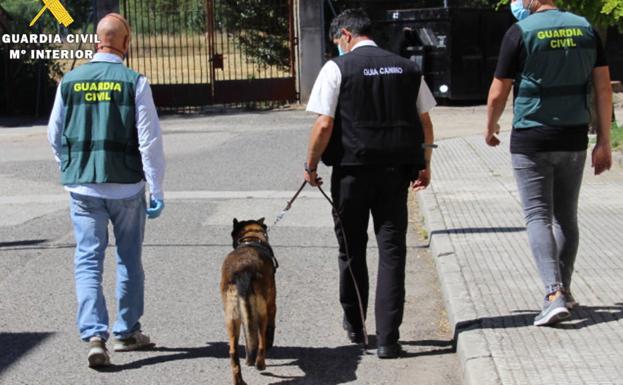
[511, 0, 533, 21]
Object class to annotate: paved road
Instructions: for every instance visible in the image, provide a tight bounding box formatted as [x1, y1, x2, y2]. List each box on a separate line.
[0, 110, 458, 385]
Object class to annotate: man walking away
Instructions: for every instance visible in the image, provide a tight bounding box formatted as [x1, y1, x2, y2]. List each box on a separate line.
[48, 13, 165, 367]
[485, 0, 612, 326]
[304, 8, 436, 358]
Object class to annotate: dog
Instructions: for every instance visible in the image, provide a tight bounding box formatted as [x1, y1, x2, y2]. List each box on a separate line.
[221, 218, 277, 385]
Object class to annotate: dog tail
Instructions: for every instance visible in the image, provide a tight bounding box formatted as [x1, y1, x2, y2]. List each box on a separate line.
[235, 270, 254, 299]
[235, 271, 259, 362]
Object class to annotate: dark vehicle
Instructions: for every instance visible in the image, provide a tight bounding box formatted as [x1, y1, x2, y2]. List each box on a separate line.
[377, 5, 514, 101]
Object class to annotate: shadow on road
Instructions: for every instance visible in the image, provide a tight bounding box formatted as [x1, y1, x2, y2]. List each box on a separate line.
[454, 303, 623, 334]
[259, 344, 362, 385]
[98, 342, 362, 384]
[0, 332, 55, 375]
[400, 339, 456, 358]
[97, 343, 229, 372]
[0, 239, 48, 248]
[430, 227, 526, 237]
[97, 339, 456, 384]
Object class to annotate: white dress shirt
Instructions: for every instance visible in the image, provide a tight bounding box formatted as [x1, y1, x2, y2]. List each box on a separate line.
[48, 52, 165, 200]
[306, 40, 437, 118]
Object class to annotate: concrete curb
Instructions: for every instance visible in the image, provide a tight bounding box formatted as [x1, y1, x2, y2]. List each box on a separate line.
[416, 188, 501, 385]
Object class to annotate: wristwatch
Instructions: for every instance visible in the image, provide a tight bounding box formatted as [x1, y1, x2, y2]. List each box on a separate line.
[304, 162, 317, 173]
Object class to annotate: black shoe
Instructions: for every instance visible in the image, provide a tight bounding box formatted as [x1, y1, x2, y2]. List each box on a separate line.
[377, 343, 402, 359]
[347, 329, 365, 344]
[342, 315, 365, 344]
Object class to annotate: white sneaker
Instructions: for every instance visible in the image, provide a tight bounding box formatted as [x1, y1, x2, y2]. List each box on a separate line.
[534, 293, 570, 327]
[87, 337, 111, 368]
[113, 331, 155, 352]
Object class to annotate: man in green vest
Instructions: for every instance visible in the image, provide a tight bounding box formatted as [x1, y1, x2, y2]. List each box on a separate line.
[485, 0, 612, 326]
[48, 13, 165, 367]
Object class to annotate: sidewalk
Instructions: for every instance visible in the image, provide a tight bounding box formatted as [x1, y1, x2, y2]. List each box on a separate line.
[418, 132, 623, 385]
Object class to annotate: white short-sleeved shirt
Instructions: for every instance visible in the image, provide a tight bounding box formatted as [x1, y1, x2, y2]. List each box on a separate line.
[306, 40, 437, 117]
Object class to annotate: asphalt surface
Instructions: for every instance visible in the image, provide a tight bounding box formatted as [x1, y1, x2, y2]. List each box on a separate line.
[0, 109, 459, 385]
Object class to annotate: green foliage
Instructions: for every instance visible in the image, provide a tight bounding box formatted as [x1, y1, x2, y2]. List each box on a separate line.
[603, 0, 623, 24]
[216, 0, 290, 70]
[120, 0, 291, 70]
[2, 0, 92, 32]
[496, 0, 623, 28]
[122, 0, 206, 34]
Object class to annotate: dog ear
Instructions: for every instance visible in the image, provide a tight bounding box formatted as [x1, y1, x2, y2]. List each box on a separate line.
[233, 218, 239, 226]
[257, 217, 265, 225]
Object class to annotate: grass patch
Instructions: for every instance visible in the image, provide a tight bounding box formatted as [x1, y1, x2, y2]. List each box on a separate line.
[588, 120, 622, 148]
[55, 33, 291, 84]
[611, 120, 623, 149]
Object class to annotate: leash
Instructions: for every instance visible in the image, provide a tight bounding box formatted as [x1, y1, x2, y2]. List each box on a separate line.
[316, 184, 370, 351]
[268, 181, 307, 231]
[272, 180, 370, 351]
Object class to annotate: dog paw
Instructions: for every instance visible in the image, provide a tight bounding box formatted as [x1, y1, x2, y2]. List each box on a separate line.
[245, 350, 257, 366]
[234, 374, 247, 385]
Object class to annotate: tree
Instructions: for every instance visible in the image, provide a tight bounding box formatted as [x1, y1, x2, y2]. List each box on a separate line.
[216, 0, 291, 70]
[497, 0, 623, 28]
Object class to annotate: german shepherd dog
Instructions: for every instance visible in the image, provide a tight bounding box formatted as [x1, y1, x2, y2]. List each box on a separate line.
[221, 218, 277, 385]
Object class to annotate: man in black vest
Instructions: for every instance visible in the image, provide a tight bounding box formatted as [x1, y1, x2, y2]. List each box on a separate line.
[304, 8, 436, 358]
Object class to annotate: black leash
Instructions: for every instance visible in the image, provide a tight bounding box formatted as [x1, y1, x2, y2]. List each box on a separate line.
[273, 181, 370, 350]
[316, 184, 370, 350]
[269, 181, 307, 230]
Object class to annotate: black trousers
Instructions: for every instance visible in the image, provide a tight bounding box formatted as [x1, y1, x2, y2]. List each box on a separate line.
[331, 165, 410, 346]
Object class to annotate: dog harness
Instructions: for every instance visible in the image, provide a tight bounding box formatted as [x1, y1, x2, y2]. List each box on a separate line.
[236, 237, 279, 273]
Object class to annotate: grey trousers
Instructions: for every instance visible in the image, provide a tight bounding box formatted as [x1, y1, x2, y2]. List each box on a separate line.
[511, 151, 587, 295]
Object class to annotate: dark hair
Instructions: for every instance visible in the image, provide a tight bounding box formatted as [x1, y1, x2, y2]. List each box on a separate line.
[329, 8, 372, 40]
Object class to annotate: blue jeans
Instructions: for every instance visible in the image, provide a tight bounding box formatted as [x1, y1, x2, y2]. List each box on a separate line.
[69, 189, 146, 341]
[512, 151, 586, 296]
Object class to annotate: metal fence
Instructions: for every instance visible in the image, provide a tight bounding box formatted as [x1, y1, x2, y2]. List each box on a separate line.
[121, 0, 297, 109]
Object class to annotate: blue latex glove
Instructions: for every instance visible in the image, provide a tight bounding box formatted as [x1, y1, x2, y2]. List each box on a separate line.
[146, 197, 164, 219]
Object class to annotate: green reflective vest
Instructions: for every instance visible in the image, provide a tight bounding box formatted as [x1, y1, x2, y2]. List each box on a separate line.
[514, 10, 597, 128]
[60, 61, 144, 185]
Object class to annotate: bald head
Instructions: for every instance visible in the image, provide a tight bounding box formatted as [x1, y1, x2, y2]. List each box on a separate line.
[96, 13, 131, 57]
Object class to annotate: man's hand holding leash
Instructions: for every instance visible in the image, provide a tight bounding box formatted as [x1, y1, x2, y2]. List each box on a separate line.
[304, 163, 323, 187]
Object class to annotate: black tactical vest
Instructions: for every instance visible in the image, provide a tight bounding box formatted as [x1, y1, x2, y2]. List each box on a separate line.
[322, 45, 425, 168]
